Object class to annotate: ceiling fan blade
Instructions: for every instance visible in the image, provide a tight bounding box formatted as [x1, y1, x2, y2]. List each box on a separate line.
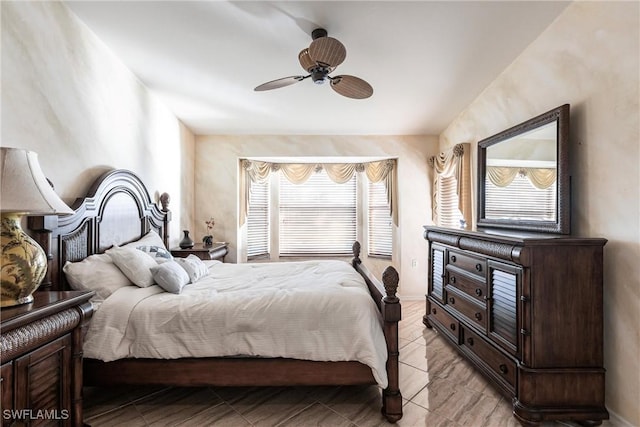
[298, 49, 316, 72]
[254, 76, 307, 91]
[309, 37, 346, 68]
[330, 75, 373, 99]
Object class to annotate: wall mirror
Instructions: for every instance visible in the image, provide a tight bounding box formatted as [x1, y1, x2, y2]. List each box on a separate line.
[477, 104, 570, 234]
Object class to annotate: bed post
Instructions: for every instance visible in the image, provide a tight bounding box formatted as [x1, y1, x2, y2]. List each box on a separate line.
[159, 192, 171, 248]
[381, 266, 402, 422]
[351, 242, 402, 422]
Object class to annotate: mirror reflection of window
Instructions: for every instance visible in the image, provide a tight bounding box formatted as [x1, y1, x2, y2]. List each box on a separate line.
[485, 175, 556, 221]
[484, 122, 558, 222]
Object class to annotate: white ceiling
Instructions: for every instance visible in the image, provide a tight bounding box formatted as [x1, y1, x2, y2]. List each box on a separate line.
[65, 1, 570, 136]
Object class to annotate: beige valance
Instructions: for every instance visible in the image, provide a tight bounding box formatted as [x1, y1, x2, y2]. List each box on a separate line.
[429, 143, 471, 228]
[240, 159, 397, 226]
[486, 166, 556, 189]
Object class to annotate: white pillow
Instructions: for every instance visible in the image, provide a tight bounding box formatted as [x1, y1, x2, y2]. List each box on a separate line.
[175, 255, 209, 283]
[122, 230, 167, 251]
[136, 245, 173, 263]
[150, 261, 190, 294]
[63, 254, 133, 302]
[106, 246, 158, 288]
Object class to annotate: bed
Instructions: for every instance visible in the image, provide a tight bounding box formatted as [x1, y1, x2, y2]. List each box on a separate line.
[29, 169, 402, 422]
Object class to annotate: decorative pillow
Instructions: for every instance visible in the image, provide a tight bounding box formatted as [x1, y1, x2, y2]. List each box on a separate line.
[122, 230, 167, 251]
[136, 245, 173, 263]
[106, 246, 158, 288]
[175, 255, 209, 283]
[63, 253, 133, 302]
[150, 261, 190, 294]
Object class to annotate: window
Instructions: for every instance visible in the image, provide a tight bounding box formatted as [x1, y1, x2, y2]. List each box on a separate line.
[368, 180, 392, 257]
[485, 174, 556, 220]
[279, 171, 357, 256]
[246, 180, 269, 259]
[436, 175, 464, 228]
[243, 159, 396, 261]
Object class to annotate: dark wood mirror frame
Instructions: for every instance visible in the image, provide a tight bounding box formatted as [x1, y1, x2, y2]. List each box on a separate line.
[477, 104, 570, 234]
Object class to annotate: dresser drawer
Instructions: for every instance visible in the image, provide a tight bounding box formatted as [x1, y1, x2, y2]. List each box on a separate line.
[448, 250, 486, 279]
[427, 300, 460, 344]
[446, 267, 487, 303]
[445, 287, 487, 333]
[462, 325, 516, 393]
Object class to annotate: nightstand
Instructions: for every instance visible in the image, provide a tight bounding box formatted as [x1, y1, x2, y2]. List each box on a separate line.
[171, 242, 228, 262]
[0, 291, 94, 427]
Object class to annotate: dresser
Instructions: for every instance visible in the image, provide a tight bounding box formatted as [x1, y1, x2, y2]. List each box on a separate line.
[171, 242, 228, 261]
[423, 226, 608, 425]
[1, 291, 93, 427]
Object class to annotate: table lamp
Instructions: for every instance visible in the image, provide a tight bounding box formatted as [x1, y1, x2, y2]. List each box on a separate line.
[1, 147, 74, 307]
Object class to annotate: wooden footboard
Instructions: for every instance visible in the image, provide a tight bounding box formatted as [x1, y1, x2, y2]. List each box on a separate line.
[352, 241, 402, 422]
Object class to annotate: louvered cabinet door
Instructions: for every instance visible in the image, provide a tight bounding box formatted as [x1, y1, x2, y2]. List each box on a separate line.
[429, 244, 446, 303]
[487, 261, 521, 356]
[14, 335, 72, 427]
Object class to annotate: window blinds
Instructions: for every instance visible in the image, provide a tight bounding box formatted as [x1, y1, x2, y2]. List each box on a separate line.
[368, 180, 392, 257]
[279, 171, 357, 256]
[437, 175, 464, 228]
[246, 180, 269, 258]
[485, 175, 556, 220]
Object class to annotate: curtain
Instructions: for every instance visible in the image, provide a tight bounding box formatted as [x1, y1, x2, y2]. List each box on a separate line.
[486, 166, 556, 189]
[240, 159, 398, 226]
[429, 143, 471, 228]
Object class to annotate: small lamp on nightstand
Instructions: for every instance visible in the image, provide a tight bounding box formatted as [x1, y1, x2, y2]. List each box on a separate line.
[0, 147, 74, 307]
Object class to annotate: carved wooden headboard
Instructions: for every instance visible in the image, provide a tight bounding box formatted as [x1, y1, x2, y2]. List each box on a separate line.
[28, 169, 170, 291]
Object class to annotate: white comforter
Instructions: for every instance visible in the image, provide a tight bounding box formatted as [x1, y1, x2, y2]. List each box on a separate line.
[83, 260, 388, 387]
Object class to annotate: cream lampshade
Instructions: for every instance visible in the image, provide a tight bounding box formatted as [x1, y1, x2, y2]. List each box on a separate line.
[0, 147, 73, 307]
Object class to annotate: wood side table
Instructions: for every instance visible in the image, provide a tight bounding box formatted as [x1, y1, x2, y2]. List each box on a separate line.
[171, 242, 228, 262]
[1, 291, 94, 427]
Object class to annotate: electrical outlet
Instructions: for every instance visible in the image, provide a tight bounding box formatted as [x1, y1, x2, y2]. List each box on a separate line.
[411, 259, 417, 268]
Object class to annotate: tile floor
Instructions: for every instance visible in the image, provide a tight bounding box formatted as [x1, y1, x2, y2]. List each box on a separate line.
[83, 300, 614, 426]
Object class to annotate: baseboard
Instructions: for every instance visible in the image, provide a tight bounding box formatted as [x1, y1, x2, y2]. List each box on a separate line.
[608, 409, 636, 427]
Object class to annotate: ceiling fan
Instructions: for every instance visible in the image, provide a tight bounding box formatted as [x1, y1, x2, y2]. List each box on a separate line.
[254, 28, 373, 99]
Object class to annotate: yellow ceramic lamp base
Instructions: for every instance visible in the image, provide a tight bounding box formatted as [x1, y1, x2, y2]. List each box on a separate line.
[0, 213, 47, 307]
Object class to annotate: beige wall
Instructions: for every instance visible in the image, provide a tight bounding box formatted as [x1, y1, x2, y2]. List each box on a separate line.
[1, 1, 196, 248]
[194, 135, 438, 298]
[440, 2, 639, 424]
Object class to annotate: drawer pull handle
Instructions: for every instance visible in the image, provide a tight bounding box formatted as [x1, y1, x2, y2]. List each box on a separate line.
[451, 255, 457, 262]
[475, 288, 482, 296]
[450, 323, 456, 331]
[499, 364, 508, 374]
[449, 297, 455, 304]
[467, 337, 474, 346]
[475, 263, 483, 272]
[432, 308, 437, 315]
[450, 276, 456, 284]
[475, 312, 482, 321]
